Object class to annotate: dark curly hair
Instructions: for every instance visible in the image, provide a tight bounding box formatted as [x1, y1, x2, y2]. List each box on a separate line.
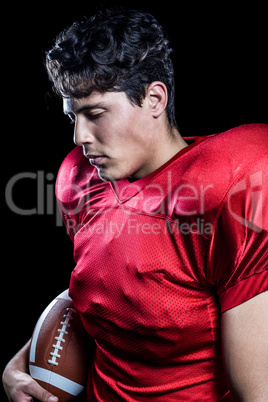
[46, 8, 177, 127]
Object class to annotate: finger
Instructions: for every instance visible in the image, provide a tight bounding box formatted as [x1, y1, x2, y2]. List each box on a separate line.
[24, 380, 59, 402]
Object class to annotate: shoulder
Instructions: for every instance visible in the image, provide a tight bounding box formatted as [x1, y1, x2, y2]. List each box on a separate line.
[56, 146, 85, 185]
[202, 124, 268, 229]
[184, 123, 267, 185]
[168, 124, 267, 221]
[59, 146, 85, 170]
[198, 123, 267, 166]
[179, 124, 267, 177]
[55, 146, 102, 204]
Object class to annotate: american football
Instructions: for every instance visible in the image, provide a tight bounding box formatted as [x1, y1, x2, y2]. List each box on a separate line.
[29, 289, 90, 401]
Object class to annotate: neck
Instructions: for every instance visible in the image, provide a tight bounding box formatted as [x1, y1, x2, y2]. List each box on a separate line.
[130, 125, 188, 180]
[156, 125, 188, 167]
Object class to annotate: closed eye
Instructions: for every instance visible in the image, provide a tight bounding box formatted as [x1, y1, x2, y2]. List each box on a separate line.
[84, 112, 104, 121]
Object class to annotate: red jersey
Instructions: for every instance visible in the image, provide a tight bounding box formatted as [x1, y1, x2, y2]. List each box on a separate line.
[56, 124, 268, 401]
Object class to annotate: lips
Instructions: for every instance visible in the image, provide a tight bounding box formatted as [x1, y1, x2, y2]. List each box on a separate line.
[89, 156, 105, 165]
[84, 154, 106, 166]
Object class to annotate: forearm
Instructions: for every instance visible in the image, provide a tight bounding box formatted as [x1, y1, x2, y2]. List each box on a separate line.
[2, 340, 30, 401]
[4, 340, 31, 373]
[2, 339, 58, 402]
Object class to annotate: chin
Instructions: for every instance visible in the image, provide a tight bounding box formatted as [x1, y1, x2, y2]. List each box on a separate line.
[95, 160, 136, 182]
[97, 167, 120, 182]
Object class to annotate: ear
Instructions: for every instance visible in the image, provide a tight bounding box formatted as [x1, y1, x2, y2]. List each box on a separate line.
[146, 81, 168, 119]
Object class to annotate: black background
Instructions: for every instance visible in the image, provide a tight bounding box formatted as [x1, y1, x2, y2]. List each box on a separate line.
[2, 1, 267, 400]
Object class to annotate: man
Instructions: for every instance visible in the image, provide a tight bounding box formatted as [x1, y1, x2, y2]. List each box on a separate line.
[3, 8, 268, 401]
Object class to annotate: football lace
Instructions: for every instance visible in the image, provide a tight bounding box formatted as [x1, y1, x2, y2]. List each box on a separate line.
[48, 307, 76, 366]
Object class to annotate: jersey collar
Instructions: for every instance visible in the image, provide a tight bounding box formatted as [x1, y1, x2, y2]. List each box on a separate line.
[110, 136, 207, 203]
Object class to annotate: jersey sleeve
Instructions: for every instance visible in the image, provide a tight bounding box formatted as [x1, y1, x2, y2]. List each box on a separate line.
[55, 146, 87, 242]
[55, 146, 110, 242]
[206, 153, 268, 313]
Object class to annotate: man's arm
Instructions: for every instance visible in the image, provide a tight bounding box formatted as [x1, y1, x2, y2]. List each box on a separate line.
[2, 340, 58, 402]
[221, 291, 268, 401]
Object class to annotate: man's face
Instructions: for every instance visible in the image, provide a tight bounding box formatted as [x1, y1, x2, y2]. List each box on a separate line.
[63, 90, 160, 181]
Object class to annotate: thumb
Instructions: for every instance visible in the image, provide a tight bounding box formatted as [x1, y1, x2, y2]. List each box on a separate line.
[29, 380, 59, 402]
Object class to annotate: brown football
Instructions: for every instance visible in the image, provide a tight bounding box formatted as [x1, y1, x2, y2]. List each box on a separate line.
[29, 289, 90, 401]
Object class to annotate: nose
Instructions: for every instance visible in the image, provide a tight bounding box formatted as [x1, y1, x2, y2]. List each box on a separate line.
[73, 116, 94, 147]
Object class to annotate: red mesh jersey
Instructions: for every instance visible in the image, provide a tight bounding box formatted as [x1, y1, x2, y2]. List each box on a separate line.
[56, 124, 268, 401]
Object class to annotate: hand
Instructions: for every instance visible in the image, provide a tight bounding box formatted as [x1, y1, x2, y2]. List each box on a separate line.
[2, 341, 58, 402]
[3, 369, 58, 402]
